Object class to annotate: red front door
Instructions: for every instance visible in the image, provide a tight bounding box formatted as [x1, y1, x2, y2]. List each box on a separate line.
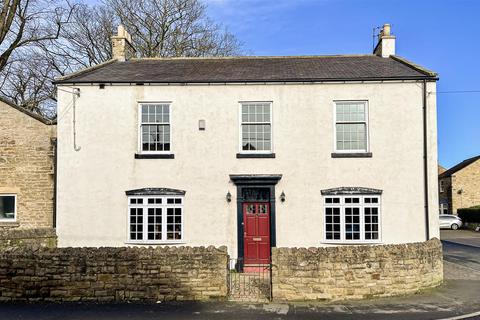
[243, 202, 270, 265]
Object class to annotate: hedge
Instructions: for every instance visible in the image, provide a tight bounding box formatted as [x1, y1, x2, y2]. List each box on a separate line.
[458, 207, 480, 223]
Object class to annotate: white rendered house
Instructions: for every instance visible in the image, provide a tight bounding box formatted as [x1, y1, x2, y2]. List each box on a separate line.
[55, 24, 439, 264]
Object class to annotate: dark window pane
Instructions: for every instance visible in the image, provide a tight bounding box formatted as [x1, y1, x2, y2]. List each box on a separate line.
[0, 196, 15, 220]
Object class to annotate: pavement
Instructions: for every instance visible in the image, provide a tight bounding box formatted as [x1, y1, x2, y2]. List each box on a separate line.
[0, 230, 479, 319]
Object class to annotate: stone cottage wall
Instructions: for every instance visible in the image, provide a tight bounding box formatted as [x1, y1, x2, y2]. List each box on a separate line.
[0, 228, 56, 249]
[0, 100, 56, 229]
[0, 246, 228, 302]
[272, 238, 443, 301]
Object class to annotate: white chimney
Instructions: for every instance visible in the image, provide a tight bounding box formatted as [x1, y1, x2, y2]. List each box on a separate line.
[111, 25, 136, 61]
[374, 23, 396, 58]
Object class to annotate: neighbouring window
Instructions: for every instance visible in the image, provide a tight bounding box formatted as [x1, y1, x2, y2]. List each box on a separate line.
[439, 203, 449, 215]
[128, 196, 183, 243]
[335, 101, 368, 152]
[439, 180, 444, 193]
[0, 195, 16, 221]
[240, 102, 272, 152]
[139, 103, 171, 153]
[324, 195, 380, 242]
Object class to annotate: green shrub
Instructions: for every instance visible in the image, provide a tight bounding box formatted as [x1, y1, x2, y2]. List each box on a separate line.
[458, 206, 480, 223]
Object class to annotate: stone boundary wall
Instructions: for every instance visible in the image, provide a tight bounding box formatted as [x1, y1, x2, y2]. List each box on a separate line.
[0, 246, 227, 302]
[0, 228, 57, 249]
[272, 238, 443, 301]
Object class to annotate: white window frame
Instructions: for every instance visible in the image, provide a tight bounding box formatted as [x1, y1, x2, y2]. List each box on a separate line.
[0, 194, 17, 222]
[238, 101, 274, 154]
[126, 195, 184, 244]
[322, 195, 381, 244]
[137, 102, 173, 155]
[333, 100, 370, 153]
[439, 180, 444, 193]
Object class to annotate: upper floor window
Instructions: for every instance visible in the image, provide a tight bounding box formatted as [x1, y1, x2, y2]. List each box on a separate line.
[139, 103, 171, 153]
[335, 101, 368, 153]
[126, 188, 185, 244]
[439, 180, 444, 193]
[0, 194, 16, 221]
[322, 187, 381, 243]
[240, 102, 272, 153]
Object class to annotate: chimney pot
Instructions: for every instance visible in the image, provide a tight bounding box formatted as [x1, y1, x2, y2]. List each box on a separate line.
[382, 23, 391, 36]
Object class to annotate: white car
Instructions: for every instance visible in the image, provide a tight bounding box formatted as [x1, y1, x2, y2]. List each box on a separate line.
[439, 214, 463, 230]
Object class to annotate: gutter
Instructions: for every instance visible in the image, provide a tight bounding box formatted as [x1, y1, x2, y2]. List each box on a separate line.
[423, 79, 430, 240]
[54, 76, 439, 86]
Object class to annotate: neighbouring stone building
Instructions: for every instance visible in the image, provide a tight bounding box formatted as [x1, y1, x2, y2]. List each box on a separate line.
[439, 155, 480, 214]
[0, 97, 56, 230]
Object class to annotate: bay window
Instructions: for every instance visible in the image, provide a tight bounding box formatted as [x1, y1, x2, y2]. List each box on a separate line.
[322, 188, 381, 243]
[126, 188, 184, 244]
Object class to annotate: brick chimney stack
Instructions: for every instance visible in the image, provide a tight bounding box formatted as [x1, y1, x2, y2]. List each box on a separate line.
[374, 23, 396, 58]
[111, 25, 136, 62]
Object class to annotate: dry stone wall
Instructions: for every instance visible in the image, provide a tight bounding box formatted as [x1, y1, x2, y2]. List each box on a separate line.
[272, 238, 443, 301]
[0, 246, 228, 302]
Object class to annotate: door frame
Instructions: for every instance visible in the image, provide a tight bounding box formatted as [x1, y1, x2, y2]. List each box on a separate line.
[230, 174, 282, 261]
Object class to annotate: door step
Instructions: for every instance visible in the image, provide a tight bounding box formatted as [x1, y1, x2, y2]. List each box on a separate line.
[243, 264, 271, 273]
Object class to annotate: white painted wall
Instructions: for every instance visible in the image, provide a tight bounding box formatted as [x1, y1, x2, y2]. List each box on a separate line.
[56, 81, 439, 255]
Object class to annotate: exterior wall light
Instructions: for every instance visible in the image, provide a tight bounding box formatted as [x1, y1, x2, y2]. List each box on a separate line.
[226, 191, 232, 202]
[280, 191, 286, 202]
[199, 119, 206, 131]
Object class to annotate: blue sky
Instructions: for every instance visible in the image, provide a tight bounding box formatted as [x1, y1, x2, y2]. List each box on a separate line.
[206, 0, 480, 168]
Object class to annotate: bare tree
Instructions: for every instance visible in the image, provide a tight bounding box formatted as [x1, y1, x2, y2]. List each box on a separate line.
[105, 0, 241, 57]
[0, 0, 74, 73]
[0, 49, 56, 117]
[0, 0, 242, 118]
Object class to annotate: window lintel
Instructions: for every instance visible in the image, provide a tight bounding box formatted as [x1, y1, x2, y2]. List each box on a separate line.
[321, 187, 382, 196]
[125, 188, 186, 196]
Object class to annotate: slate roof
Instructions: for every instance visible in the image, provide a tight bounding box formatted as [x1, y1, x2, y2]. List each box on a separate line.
[439, 155, 480, 178]
[55, 55, 437, 84]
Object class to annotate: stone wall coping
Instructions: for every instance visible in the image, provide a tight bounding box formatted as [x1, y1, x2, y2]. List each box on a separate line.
[272, 238, 441, 253]
[0, 245, 228, 256]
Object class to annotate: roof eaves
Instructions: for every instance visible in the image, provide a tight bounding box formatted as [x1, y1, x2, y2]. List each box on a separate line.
[53, 59, 118, 84]
[390, 55, 438, 79]
[0, 96, 56, 125]
[56, 75, 436, 85]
